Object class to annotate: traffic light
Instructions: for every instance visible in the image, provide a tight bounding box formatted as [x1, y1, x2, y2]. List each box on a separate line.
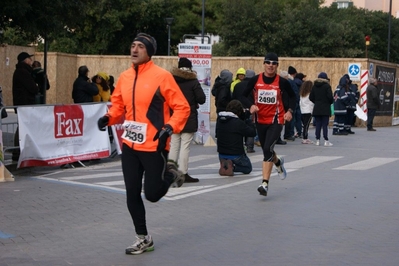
[365, 35, 370, 46]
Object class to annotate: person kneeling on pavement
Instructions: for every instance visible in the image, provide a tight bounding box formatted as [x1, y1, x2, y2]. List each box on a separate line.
[216, 100, 256, 176]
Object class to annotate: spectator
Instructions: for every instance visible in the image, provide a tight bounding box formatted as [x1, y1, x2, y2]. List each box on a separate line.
[233, 69, 256, 153]
[230, 67, 246, 93]
[309, 72, 334, 146]
[109, 75, 115, 95]
[92, 72, 111, 102]
[280, 70, 297, 142]
[169, 57, 206, 183]
[12, 52, 39, 161]
[366, 77, 380, 131]
[299, 80, 314, 144]
[72, 65, 99, 103]
[216, 100, 256, 176]
[212, 69, 233, 114]
[345, 78, 359, 134]
[333, 75, 351, 135]
[32, 60, 50, 104]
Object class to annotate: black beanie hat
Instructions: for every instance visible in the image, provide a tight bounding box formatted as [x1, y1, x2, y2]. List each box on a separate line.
[133, 33, 157, 57]
[178, 57, 192, 68]
[288, 66, 297, 75]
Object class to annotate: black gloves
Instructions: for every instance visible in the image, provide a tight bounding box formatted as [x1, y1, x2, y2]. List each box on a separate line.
[97, 116, 109, 131]
[153, 124, 173, 152]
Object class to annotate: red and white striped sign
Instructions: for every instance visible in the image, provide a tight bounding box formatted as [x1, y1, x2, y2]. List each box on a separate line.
[359, 70, 368, 113]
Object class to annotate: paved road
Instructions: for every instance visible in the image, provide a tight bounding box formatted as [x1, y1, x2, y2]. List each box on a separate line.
[1, 125, 399, 266]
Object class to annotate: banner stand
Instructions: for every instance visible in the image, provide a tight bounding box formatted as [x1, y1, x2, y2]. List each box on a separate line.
[203, 135, 216, 147]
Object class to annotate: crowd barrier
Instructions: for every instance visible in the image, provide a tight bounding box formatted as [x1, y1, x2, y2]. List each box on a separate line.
[0, 107, 19, 156]
[0, 103, 119, 172]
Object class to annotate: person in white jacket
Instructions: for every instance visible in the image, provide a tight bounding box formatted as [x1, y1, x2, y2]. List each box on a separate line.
[299, 80, 315, 144]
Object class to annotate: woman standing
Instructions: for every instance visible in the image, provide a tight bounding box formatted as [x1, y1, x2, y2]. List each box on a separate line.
[299, 80, 314, 144]
[92, 72, 110, 102]
[309, 72, 334, 146]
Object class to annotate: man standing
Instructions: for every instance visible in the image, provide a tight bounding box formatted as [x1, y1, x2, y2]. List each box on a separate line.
[72, 65, 99, 103]
[366, 77, 380, 131]
[12, 52, 39, 161]
[241, 52, 296, 197]
[97, 33, 190, 254]
[169, 57, 206, 182]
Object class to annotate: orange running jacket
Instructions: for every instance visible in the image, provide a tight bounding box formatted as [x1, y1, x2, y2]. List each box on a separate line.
[106, 60, 190, 152]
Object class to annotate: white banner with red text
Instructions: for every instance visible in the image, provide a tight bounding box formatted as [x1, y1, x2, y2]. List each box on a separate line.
[17, 104, 110, 168]
[178, 43, 213, 145]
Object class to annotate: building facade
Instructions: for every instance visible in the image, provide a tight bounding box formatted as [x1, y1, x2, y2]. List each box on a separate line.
[322, 0, 399, 17]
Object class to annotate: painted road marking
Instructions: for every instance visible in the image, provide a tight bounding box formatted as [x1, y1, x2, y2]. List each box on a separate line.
[333, 157, 399, 170]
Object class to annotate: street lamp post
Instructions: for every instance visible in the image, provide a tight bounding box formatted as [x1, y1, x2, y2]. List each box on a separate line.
[201, 0, 205, 44]
[165, 17, 174, 56]
[387, 0, 392, 62]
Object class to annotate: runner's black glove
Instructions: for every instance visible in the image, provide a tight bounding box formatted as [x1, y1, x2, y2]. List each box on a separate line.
[97, 116, 109, 131]
[153, 124, 173, 152]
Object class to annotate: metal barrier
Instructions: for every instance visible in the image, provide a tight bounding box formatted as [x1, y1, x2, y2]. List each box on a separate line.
[0, 107, 19, 160]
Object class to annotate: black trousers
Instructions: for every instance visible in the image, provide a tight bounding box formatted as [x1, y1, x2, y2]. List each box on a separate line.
[121, 144, 171, 236]
[256, 120, 283, 162]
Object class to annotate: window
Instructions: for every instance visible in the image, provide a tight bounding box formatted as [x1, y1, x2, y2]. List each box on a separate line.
[336, 1, 353, 9]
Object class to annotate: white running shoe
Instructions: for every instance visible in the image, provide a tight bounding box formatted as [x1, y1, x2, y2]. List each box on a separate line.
[315, 140, 320, 146]
[324, 140, 333, 147]
[275, 156, 287, 180]
[125, 235, 154, 255]
[257, 182, 268, 196]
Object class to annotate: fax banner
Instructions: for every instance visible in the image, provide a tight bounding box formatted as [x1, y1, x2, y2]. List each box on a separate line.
[17, 104, 110, 168]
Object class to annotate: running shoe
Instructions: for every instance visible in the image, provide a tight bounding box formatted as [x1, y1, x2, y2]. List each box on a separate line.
[167, 161, 185, 187]
[126, 235, 154, 255]
[257, 181, 268, 196]
[315, 139, 320, 146]
[275, 156, 287, 180]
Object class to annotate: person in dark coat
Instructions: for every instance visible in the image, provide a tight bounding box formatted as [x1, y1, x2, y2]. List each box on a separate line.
[333, 75, 351, 135]
[72, 65, 99, 103]
[32, 60, 50, 104]
[12, 52, 39, 107]
[12, 52, 40, 161]
[309, 72, 334, 146]
[366, 77, 380, 131]
[169, 57, 206, 182]
[216, 100, 256, 176]
[212, 69, 233, 137]
[212, 69, 233, 114]
[233, 69, 256, 152]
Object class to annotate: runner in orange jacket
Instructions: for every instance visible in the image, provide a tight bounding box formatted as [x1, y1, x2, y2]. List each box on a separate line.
[97, 33, 190, 255]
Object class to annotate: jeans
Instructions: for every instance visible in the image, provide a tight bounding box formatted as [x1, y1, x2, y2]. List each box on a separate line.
[314, 115, 330, 141]
[294, 106, 302, 135]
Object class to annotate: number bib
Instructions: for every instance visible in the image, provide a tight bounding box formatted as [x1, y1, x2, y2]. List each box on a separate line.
[258, 89, 277, 104]
[121, 120, 147, 144]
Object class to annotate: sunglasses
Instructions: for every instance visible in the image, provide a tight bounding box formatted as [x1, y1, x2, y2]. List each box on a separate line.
[264, 60, 278, 65]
